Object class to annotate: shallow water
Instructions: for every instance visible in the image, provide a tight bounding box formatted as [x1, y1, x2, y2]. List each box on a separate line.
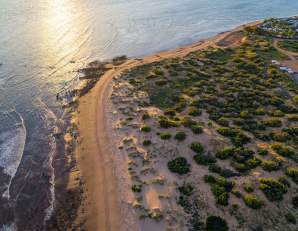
[0, 0, 298, 230]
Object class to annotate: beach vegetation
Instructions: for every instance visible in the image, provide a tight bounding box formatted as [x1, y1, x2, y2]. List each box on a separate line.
[168, 157, 190, 174]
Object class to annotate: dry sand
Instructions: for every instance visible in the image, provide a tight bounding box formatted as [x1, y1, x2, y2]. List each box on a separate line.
[74, 20, 263, 231]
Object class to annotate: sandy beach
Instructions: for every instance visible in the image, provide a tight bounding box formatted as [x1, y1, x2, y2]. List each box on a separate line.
[74, 20, 263, 230]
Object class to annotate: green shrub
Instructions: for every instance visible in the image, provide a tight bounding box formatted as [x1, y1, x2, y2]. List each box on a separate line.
[258, 178, 287, 201]
[217, 117, 229, 127]
[188, 107, 202, 116]
[271, 143, 295, 158]
[190, 124, 203, 134]
[194, 154, 216, 166]
[285, 212, 296, 224]
[143, 140, 152, 146]
[153, 67, 164, 75]
[244, 184, 254, 193]
[158, 116, 179, 128]
[243, 194, 263, 209]
[181, 116, 197, 127]
[208, 164, 222, 174]
[258, 148, 268, 156]
[178, 183, 194, 196]
[216, 147, 234, 160]
[141, 125, 151, 132]
[292, 195, 298, 208]
[287, 114, 298, 122]
[270, 131, 289, 142]
[132, 184, 142, 193]
[142, 112, 150, 120]
[164, 108, 176, 116]
[190, 142, 204, 154]
[155, 80, 167, 86]
[261, 160, 280, 172]
[262, 118, 282, 127]
[217, 127, 251, 146]
[232, 189, 242, 198]
[205, 216, 229, 231]
[168, 157, 190, 175]
[174, 131, 186, 141]
[204, 175, 216, 184]
[160, 132, 172, 140]
[286, 167, 298, 184]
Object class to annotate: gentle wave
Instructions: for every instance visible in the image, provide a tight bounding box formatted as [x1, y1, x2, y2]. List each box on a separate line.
[0, 109, 26, 199]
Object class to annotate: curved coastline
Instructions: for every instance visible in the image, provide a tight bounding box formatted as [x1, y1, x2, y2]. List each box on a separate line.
[71, 19, 263, 230]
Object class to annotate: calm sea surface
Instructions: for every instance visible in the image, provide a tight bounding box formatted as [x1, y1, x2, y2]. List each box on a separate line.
[0, 0, 298, 230]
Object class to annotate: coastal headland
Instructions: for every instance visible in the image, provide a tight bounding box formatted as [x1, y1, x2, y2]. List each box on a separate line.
[50, 17, 298, 231]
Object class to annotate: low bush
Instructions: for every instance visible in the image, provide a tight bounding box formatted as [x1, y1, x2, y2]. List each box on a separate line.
[217, 117, 230, 127]
[194, 154, 216, 166]
[243, 194, 263, 209]
[188, 107, 202, 116]
[168, 157, 190, 175]
[271, 143, 295, 158]
[208, 164, 222, 174]
[207, 176, 234, 206]
[190, 142, 204, 154]
[181, 116, 197, 127]
[143, 140, 152, 146]
[178, 183, 194, 196]
[286, 167, 298, 184]
[216, 147, 234, 160]
[261, 160, 280, 172]
[287, 114, 298, 122]
[262, 118, 282, 127]
[217, 127, 251, 146]
[285, 212, 296, 224]
[258, 178, 287, 201]
[205, 216, 229, 231]
[142, 112, 150, 120]
[292, 195, 298, 208]
[270, 131, 289, 142]
[132, 184, 142, 193]
[174, 131, 186, 141]
[190, 124, 203, 134]
[160, 132, 172, 140]
[258, 148, 269, 156]
[204, 175, 216, 184]
[244, 184, 254, 193]
[158, 116, 179, 128]
[140, 125, 151, 132]
[232, 188, 242, 198]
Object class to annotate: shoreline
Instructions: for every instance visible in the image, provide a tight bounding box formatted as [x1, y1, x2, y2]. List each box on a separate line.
[71, 19, 264, 230]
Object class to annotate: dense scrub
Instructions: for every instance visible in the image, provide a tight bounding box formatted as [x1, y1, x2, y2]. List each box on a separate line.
[123, 23, 298, 230]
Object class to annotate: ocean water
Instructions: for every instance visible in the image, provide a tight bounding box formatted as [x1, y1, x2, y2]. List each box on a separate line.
[0, 0, 298, 230]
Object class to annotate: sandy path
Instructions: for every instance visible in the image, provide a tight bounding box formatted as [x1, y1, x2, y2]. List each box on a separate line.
[75, 20, 261, 231]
